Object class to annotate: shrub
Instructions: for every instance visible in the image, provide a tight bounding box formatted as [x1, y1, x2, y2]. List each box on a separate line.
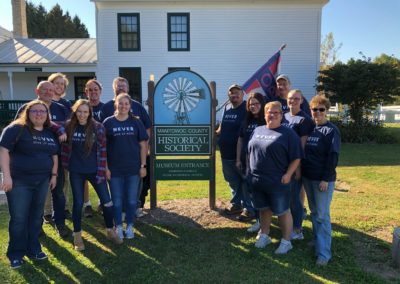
[330, 117, 398, 144]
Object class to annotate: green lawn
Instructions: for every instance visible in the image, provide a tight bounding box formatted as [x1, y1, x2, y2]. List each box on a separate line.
[1, 129, 400, 283]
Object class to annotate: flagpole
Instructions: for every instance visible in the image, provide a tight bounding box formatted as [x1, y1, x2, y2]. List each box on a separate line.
[216, 44, 286, 113]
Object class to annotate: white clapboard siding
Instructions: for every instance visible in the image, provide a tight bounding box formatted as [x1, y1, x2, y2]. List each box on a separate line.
[95, 1, 325, 108]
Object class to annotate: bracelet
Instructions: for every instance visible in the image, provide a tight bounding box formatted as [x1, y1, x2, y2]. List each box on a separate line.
[51, 173, 58, 177]
[140, 164, 147, 168]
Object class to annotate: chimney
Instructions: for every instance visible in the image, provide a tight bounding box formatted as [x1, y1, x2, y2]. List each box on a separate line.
[12, 0, 28, 38]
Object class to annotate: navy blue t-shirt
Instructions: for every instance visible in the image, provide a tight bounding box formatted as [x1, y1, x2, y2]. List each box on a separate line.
[0, 124, 59, 182]
[53, 98, 72, 110]
[239, 117, 265, 165]
[92, 102, 104, 122]
[68, 125, 97, 174]
[217, 101, 246, 160]
[302, 121, 341, 181]
[281, 110, 314, 138]
[248, 125, 302, 185]
[100, 99, 152, 129]
[15, 101, 70, 124]
[103, 116, 149, 176]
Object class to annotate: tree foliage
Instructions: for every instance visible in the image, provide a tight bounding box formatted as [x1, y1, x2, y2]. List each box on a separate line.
[317, 57, 400, 124]
[26, 1, 89, 38]
[320, 32, 342, 69]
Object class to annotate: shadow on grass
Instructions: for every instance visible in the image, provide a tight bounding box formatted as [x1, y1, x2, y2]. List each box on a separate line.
[0, 208, 399, 283]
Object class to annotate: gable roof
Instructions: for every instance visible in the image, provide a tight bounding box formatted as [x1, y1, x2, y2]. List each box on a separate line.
[0, 38, 97, 65]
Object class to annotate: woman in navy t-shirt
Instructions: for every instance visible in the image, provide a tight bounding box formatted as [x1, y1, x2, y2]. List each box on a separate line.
[248, 101, 302, 254]
[302, 95, 341, 266]
[103, 94, 149, 240]
[0, 100, 59, 269]
[61, 99, 122, 250]
[281, 89, 314, 240]
[236, 93, 265, 229]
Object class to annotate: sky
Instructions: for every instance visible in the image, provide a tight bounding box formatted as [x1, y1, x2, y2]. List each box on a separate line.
[0, 0, 399, 62]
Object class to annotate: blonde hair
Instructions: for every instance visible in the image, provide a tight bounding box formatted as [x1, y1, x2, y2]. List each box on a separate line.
[114, 93, 132, 115]
[264, 101, 283, 113]
[48, 73, 69, 97]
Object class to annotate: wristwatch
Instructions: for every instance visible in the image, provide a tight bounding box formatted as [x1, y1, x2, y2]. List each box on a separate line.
[140, 164, 147, 168]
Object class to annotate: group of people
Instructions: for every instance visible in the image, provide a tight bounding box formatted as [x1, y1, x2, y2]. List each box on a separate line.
[218, 75, 341, 266]
[0, 74, 150, 269]
[0, 71, 340, 269]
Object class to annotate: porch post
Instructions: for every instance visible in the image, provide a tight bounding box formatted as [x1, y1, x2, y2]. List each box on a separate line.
[7, 71, 14, 100]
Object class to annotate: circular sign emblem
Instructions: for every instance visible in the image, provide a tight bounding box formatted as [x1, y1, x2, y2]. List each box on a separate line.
[153, 70, 211, 125]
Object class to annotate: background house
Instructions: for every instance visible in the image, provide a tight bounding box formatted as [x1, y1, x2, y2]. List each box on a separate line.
[0, 0, 96, 101]
[93, 0, 328, 106]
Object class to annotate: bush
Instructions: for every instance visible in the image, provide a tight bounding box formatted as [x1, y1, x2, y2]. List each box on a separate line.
[330, 117, 398, 144]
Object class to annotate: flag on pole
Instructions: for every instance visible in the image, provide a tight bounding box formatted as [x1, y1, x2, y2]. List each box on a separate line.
[242, 49, 282, 99]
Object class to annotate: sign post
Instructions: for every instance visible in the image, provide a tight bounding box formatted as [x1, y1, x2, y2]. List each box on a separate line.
[148, 70, 217, 209]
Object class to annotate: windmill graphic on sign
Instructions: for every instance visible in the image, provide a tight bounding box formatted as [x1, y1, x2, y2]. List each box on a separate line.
[162, 77, 205, 125]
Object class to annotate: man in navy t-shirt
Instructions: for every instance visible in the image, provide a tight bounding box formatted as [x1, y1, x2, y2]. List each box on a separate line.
[217, 84, 247, 215]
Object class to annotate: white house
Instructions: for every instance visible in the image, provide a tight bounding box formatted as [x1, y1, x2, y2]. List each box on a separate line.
[92, 0, 328, 106]
[0, 0, 96, 101]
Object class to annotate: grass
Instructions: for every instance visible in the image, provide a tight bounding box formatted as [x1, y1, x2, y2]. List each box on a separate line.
[1, 125, 400, 283]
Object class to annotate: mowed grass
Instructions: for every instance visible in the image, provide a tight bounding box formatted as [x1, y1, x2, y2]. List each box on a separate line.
[1, 126, 400, 283]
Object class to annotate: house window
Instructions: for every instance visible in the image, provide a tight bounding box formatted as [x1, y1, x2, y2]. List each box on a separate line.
[37, 76, 47, 83]
[168, 13, 190, 51]
[168, 67, 191, 72]
[119, 67, 142, 102]
[118, 13, 140, 51]
[74, 76, 93, 100]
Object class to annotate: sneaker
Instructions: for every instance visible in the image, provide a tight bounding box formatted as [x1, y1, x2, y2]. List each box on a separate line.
[274, 239, 293, 254]
[290, 231, 304, 240]
[255, 233, 272, 248]
[107, 228, 123, 245]
[116, 225, 124, 240]
[43, 214, 53, 224]
[247, 220, 261, 233]
[10, 259, 24, 269]
[316, 258, 329, 266]
[84, 205, 93, 218]
[136, 208, 147, 218]
[125, 226, 135, 239]
[73, 231, 85, 251]
[237, 209, 256, 222]
[56, 224, 69, 238]
[28, 251, 48, 260]
[224, 205, 243, 215]
[256, 229, 262, 240]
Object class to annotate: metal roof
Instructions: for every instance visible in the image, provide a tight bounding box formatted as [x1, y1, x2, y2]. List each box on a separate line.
[0, 38, 97, 65]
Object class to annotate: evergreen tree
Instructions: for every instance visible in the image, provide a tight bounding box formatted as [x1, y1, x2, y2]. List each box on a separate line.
[26, 1, 89, 38]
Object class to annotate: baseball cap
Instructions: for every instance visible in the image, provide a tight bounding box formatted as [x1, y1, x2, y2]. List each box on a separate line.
[228, 84, 242, 91]
[276, 74, 291, 84]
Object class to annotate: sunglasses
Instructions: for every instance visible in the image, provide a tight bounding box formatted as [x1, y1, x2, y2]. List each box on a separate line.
[312, 108, 326, 112]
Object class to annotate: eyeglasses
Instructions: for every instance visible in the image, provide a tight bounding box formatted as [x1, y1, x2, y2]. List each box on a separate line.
[312, 108, 326, 112]
[266, 111, 282, 115]
[29, 109, 48, 115]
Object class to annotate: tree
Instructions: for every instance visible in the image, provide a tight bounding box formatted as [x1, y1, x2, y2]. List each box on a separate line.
[317, 58, 400, 124]
[320, 32, 342, 69]
[26, 1, 89, 38]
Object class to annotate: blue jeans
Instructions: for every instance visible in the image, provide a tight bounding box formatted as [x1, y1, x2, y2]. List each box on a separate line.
[51, 160, 66, 226]
[303, 177, 335, 261]
[109, 175, 140, 226]
[6, 177, 49, 261]
[221, 159, 253, 212]
[290, 178, 304, 230]
[69, 172, 114, 232]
